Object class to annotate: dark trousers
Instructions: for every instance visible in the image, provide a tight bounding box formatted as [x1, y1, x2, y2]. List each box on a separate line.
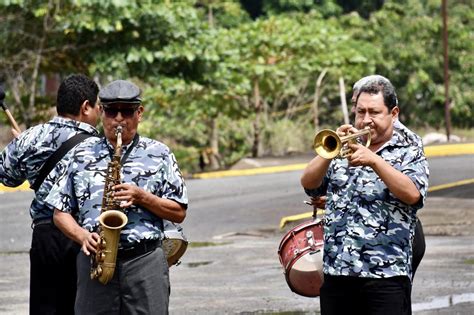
[412, 218, 425, 277]
[30, 223, 79, 315]
[320, 275, 412, 315]
[75, 247, 170, 315]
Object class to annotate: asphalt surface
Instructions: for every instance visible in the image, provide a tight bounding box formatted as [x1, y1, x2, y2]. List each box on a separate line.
[3, 197, 472, 314]
[0, 146, 473, 314]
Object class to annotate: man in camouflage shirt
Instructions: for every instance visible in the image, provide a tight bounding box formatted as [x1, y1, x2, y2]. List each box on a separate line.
[0, 74, 100, 314]
[353, 76, 426, 278]
[46, 80, 188, 314]
[301, 77, 429, 315]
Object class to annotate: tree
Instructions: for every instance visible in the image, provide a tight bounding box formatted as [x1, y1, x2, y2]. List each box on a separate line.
[367, 0, 473, 128]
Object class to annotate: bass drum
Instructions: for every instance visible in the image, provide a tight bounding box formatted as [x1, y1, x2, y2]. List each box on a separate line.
[163, 220, 188, 266]
[278, 219, 324, 297]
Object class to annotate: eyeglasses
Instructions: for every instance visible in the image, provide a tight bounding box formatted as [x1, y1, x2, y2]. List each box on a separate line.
[102, 106, 139, 118]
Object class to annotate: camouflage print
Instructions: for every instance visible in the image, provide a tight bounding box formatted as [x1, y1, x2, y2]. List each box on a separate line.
[0, 117, 99, 220]
[305, 124, 429, 279]
[45, 135, 188, 248]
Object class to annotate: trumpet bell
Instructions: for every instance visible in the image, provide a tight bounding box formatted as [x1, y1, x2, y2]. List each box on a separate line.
[313, 129, 342, 159]
[313, 127, 371, 159]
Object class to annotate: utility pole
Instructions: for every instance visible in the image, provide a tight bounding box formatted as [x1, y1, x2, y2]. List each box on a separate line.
[442, 0, 452, 141]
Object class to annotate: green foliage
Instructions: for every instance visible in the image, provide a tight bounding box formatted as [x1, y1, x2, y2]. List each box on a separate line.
[368, 0, 473, 128]
[0, 0, 471, 171]
[263, 118, 314, 156]
[262, 0, 343, 17]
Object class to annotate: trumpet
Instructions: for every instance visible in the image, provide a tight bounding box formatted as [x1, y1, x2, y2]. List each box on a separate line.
[313, 127, 371, 159]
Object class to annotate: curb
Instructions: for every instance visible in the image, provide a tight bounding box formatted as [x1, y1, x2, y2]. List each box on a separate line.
[1, 143, 473, 192]
[193, 143, 474, 179]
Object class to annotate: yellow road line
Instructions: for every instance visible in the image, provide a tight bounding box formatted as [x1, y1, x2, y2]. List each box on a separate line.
[428, 178, 474, 192]
[279, 178, 474, 230]
[1, 144, 473, 191]
[424, 143, 474, 157]
[279, 210, 324, 229]
[194, 143, 473, 179]
[193, 163, 308, 179]
[0, 181, 30, 193]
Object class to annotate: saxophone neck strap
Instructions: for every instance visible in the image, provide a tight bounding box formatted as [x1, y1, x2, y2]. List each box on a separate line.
[108, 133, 140, 165]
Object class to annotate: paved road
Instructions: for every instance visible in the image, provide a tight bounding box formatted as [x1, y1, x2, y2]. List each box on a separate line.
[0, 153, 473, 314]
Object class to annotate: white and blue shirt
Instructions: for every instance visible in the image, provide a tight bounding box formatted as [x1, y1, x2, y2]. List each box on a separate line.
[305, 124, 429, 278]
[0, 117, 99, 220]
[45, 135, 188, 248]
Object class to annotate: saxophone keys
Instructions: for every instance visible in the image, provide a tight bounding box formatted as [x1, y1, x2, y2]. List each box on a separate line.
[97, 251, 106, 262]
[90, 265, 103, 279]
[98, 238, 106, 248]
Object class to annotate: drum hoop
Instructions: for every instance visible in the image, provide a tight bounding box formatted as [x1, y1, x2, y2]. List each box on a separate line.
[278, 219, 324, 252]
[292, 218, 323, 233]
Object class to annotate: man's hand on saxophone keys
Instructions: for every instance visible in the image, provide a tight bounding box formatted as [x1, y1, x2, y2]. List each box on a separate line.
[112, 183, 143, 208]
[80, 231, 100, 256]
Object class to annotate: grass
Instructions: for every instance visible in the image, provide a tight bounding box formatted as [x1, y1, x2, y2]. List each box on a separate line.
[464, 259, 474, 265]
[188, 241, 232, 248]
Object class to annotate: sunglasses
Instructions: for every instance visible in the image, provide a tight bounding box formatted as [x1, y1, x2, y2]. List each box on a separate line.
[102, 106, 139, 118]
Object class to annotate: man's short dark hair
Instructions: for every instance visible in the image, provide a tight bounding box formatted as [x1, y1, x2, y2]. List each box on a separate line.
[356, 78, 398, 111]
[56, 74, 99, 116]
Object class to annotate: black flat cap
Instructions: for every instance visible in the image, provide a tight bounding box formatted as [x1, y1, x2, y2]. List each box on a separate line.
[99, 80, 141, 105]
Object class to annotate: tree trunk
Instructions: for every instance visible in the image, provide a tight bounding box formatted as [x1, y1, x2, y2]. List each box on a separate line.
[252, 79, 263, 158]
[442, 0, 452, 141]
[208, 117, 220, 170]
[312, 69, 327, 131]
[339, 77, 349, 124]
[26, 0, 54, 128]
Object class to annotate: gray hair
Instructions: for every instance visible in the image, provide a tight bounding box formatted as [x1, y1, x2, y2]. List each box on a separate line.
[353, 75, 391, 92]
[353, 74, 399, 109]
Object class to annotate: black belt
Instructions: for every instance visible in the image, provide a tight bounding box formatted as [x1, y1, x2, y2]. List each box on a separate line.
[117, 239, 162, 260]
[31, 217, 53, 229]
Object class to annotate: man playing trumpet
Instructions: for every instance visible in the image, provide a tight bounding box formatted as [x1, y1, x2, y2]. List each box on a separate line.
[301, 77, 429, 315]
[46, 80, 188, 314]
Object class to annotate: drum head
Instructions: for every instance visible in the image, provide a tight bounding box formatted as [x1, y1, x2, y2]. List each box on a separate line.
[163, 221, 188, 266]
[163, 237, 188, 266]
[287, 249, 324, 297]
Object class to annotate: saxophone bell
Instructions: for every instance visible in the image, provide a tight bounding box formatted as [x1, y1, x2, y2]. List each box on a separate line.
[90, 210, 128, 284]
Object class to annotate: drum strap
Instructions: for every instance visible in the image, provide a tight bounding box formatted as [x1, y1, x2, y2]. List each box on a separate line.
[30, 133, 95, 192]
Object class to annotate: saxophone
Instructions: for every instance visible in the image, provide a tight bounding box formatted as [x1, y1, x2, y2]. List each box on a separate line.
[90, 126, 128, 285]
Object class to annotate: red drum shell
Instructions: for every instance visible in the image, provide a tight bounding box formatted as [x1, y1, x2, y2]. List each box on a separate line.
[278, 219, 324, 297]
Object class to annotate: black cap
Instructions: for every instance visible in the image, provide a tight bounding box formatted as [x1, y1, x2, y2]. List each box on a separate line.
[99, 80, 141, 105]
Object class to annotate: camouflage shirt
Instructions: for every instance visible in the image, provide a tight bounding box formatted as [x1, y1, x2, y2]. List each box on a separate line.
[45, 135, 188, 248]
[0, 116, 99, 220]
[306, 125, 429, 279]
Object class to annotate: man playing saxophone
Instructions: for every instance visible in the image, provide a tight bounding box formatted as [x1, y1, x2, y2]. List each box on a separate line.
[301, 77, 429, 315]
[46, 80, 188, 314]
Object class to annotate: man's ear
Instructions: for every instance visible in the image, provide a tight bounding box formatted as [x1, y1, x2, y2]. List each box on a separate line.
[391, 106, 399, 121]
[137, 105, 144, 122]
[80, 100, 91, 115]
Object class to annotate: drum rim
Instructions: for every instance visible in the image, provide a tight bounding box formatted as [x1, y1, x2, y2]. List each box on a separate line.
[278, 219, 324, 251]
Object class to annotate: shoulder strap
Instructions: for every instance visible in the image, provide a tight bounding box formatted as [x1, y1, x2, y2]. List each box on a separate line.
[30, 133, 94, 192]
